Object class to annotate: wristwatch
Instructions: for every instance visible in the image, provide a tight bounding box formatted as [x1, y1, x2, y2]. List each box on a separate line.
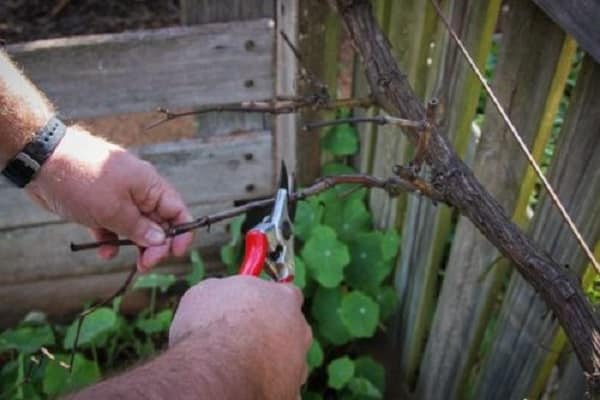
[2, 116, 67, 188]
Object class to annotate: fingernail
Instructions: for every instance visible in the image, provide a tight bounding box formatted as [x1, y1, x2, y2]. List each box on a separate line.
[145, 227, 165, 245]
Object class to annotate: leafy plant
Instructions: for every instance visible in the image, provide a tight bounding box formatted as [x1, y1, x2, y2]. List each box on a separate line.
[0, 122, 396, 399]
[218, 121, 397, 398]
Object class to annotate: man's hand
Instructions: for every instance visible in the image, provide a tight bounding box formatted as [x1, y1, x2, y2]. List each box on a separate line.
[74, 276, 312, 400]
[26, 126, 194, 271]
[170, 276, 312, 399]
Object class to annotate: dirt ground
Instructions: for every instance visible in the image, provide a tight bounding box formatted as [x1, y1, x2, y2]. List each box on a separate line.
[0, 0, 180, 44]
[1, 0, 196, 147]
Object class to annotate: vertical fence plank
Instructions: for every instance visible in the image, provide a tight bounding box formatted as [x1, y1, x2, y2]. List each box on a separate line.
[474, 55, 600, 400]
[275, 0, 298, 178]
[180, 0, 275, 137]
[297, 0, 341, 185]
[368, 0, 436, 230]
[415, 3, 574, 398]
[352, 0, 391, 175]
[392, 0, 501, 386]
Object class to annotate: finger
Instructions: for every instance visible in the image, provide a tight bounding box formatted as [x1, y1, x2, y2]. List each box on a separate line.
[106, 203, 166, 247]
[170, 207, 194, 257]
[281, 283, 304, 307]
[89, 228, 119, 259]
[137, 239, 172, 272]
[147, 208, 193, 258]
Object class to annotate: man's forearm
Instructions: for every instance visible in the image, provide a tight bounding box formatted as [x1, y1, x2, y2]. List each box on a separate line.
[71, 331, 265, 400]
[0, 51, 54, 167]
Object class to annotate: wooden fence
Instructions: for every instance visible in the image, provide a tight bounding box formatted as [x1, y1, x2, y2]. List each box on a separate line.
[350, 0, 600, 398]
[2, 0, 600, 398]
[0, 0, 303, 326]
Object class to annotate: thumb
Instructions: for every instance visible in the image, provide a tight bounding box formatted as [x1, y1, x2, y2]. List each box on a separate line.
[105, 203, 166, 247]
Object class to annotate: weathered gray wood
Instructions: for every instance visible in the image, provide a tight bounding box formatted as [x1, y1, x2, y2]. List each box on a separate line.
[180, 0, 274, 25]
[179, 0, 273, 138]
[532, 0, 600, 63]
[416, 2, 569, 398]
[0, 132, 274, 230]
[475, 55, 600, 400]
[7, 20, 274, 119]
[0, 202, 229, 286]
[296, 0, 341, 185]
[275, 0, 299, 180]
[554, 353, 586, 400]
[392, 0, 501, 385]
[0, 255, 224, 328]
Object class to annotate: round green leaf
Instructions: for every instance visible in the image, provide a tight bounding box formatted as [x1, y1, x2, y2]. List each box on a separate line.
[43, 353, 100, 396]
[186, 250, 206, 285]
[319, 162, 367, 206]
[306, 338, 324, 370]
[348, 377, 383, 399]
[345, 233, 393, 291]
[135, 309, 173, 335]
[322, 124, 359, 156]
[133, 273, 176, 293]
[294, 198, 324, 241]
[294, 256, 307, 289]
[311, 287, 351, 345]
[323, 196, 372, 243]
[63, 308, 117, 349]
[355, 356, 385, 394]
[300, 226, 350, 288]
[373, 286, 397, 321]
[381, 230, 400, 262]
[340, 291, 380, 338]
[0, 325, 55, 355]
[327, 356, 355, 390]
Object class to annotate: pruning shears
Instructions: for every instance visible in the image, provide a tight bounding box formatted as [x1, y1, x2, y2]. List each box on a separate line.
[238, 163, 295, 282]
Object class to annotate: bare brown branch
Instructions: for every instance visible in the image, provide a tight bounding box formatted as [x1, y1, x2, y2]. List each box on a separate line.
[146, 96, 373, 130]
[71, 173, 442, 251]
[333, 0, 600, 393]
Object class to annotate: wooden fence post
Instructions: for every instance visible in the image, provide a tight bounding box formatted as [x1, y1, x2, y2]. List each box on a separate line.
[415, 2, 576, 398]
[392, 0, 501, 386]
[474, 55, 600, 400]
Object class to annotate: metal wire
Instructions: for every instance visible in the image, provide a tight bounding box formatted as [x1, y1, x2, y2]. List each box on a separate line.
[430, 0, 600, 274]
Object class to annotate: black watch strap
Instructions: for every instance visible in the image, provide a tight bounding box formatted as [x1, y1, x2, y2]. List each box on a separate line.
[2, 117, 67, 188]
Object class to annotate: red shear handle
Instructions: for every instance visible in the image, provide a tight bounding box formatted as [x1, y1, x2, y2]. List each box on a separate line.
[239, 230, 269, 276]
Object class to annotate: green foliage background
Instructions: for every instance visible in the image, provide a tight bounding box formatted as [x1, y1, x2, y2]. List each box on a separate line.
[0, 122, 397, 399]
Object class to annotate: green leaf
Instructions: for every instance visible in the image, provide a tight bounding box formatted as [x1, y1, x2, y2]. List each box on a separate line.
[220, 215, 246, 274]
[294, 256, 307, 289]
[381, 230, 400, 262]
[373, 286, 397, 321]
[294, 198, 324, 241]
[63, 308, 118, 349]
[306, 338, 324, 370]
[0, 325, 55, 355]
[186, 250, 206, 285]
[320, 163, 367, 203]
[323, 196, 372, 243]
[327, 356, 355, 390]
[302, 392, 323, 400]
[43, 353, 100, 396]
[322, 123, 359, 156]
[340, 291, 380, 338]
[355, 357, 385, 394]
[311, 287, 351, 345]
[301, 226, 350, 288]
[135, 309, 173, 335]
[347, 377, 383, 399]
[133, 273, 176, 293]
[345, 233, 393, 291]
